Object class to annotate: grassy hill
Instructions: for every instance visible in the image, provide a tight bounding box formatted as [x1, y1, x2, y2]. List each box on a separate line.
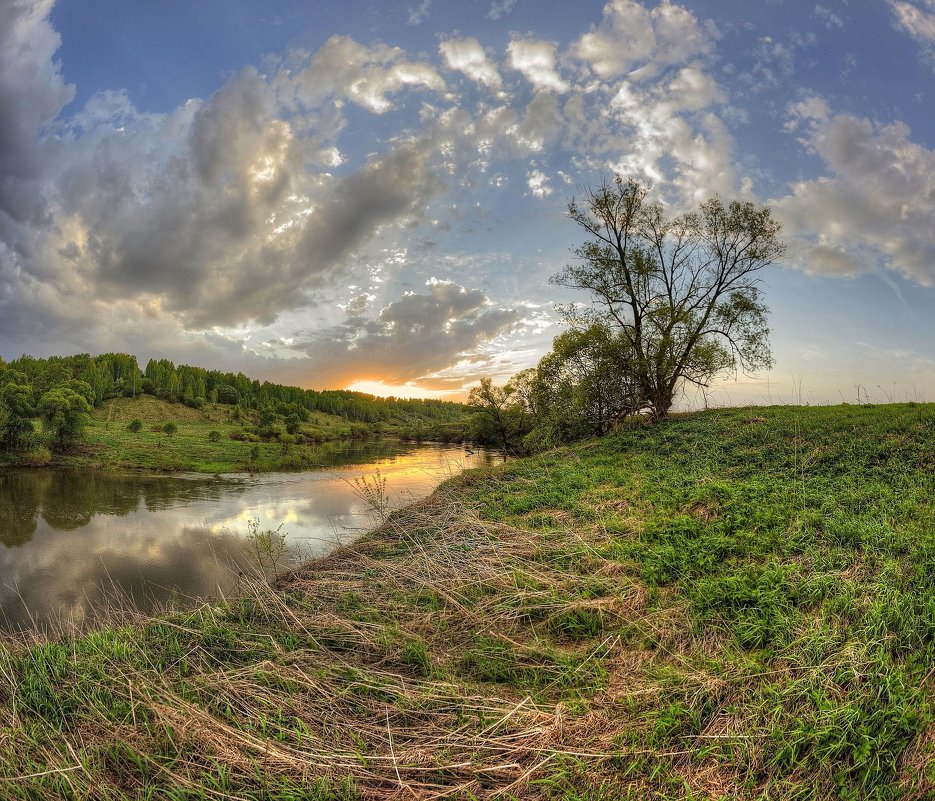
[7, 395, 403, 472]
[3, 403, 935, 798]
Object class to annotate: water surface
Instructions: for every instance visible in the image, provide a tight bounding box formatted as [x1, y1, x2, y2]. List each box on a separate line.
[0, 441, 497, 632]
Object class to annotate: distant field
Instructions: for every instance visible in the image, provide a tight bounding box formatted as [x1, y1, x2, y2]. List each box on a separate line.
[62, 395, 371, 472]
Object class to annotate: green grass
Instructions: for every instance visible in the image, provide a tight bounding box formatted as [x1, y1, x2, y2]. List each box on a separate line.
[3, 402, 935, 798]
[2, 395, 390, 472]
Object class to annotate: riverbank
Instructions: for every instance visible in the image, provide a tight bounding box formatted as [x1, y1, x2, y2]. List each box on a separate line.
[2, 403, 934, 798]
[0, 395, 470, 473]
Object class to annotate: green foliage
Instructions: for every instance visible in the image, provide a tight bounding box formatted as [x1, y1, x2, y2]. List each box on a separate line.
[0, 381, 35, 450]
[163, 422, 178, 436]
[1, 352, 469, 450]
[523, 324, 640, 450]
[467, 377, 531, 451]
[127, 418, 143, 433]
[36, 387, 92, 447]
[207, 429, 221, 442]
[554, 175, 784, 419]
[246, 516, 288, 575]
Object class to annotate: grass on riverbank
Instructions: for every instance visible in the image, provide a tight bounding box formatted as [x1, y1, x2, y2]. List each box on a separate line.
[1, 396, 392, 473]
[2, 402, 935, 799]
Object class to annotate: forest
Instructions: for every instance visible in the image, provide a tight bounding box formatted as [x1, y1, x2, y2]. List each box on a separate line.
[0, 351, 467, 454]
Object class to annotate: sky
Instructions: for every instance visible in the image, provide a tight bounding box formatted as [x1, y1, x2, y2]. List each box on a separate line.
[2, 0, 935, 404]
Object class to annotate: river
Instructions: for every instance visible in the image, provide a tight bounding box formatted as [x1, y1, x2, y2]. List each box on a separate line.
[0, 441, 499, 632]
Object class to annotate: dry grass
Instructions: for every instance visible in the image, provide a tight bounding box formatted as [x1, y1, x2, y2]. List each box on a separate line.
[0, 487, 655, 799]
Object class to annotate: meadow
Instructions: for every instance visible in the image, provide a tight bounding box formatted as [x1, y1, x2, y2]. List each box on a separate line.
[1, 395, 388, 473]
[1, 402, 933, 799]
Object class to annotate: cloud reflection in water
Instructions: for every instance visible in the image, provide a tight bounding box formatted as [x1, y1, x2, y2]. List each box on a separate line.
[0, 444, 499, 631]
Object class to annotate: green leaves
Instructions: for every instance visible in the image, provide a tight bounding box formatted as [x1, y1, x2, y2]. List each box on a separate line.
[554, 175, 785, 419]
[37, 386, 91, 446]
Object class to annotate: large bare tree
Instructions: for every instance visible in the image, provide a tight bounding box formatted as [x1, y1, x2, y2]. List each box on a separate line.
[553, 176, 785, 419]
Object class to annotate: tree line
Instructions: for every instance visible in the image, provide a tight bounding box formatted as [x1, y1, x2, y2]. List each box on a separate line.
[468, 176, 785, 452]
[0, 352, 467, 453]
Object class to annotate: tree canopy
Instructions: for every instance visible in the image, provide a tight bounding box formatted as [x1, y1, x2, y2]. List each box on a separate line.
[553, 176, 785, 419]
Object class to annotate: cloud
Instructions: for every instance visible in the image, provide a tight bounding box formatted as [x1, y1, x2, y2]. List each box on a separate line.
[487, 0, 518, 20]
[814, 4, 844, 29]
[0, 0, 74, 227]
[1, 36, 447, 341]
[526, 168, 552, 197]
[439, 37, 502, 89]
[407, 0, 432, 26]
[570, 0, 713, 81]
[0, 2, 743, 393]
[289, 278, 523, 388]
[890, 0, 935, 44]
[289, 34, 445, 114]
[776, 98, 935, 284]
[506, 39, 570, 93]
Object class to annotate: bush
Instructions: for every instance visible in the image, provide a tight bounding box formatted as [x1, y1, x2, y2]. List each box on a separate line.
[163, 422, 178, 436]
[25, 446, 53, 466]
[127, 419, 143, 433]
[208, 430, 220, 442]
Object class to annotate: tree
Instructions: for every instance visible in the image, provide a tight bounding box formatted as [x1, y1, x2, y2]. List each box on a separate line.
[37, 387, 91, 447]
[554, 176, 785, 419]
[526, 324, 640, 448]
[216, 384, 240, 405]
[467, 377, 530, 451]
[1, 381, 36, 450]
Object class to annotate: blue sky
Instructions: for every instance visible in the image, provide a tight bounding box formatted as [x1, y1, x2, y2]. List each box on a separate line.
[2, 0, 935, 403]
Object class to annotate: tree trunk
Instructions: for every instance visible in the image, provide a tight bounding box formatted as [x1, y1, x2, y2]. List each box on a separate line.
[649, 387, 674, 420]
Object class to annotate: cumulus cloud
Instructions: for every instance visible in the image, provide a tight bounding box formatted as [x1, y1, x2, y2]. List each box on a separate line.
[288, 35, 445, 114]
[570, 0, 713, 80]
[0, 30, 448, 347]
[506, 39, 570, 93]
[290, 278, 523, 388]
[0, 0, 74, 224]
[526, 168, 552, 197]
[0, 1, 744, 391]
[439, 37, 502, 89]
[776, 98, 935, 284]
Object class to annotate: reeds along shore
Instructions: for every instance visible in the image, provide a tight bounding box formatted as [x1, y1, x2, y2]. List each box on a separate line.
[0, 488, 622, 800]
[2, 403, 935, 799]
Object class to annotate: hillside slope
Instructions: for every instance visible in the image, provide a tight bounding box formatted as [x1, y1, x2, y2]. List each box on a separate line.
[2, 403, 934, 799]
[59, 395, 395, 472]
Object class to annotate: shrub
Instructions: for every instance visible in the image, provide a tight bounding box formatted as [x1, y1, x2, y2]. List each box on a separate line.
[163, 422, 178, 436]
[208, 430, 221, 442]
[127, 419, 143, 433]
[26, 446, 53, 466]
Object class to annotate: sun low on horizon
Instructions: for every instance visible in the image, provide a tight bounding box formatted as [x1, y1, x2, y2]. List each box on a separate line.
[345, 379, 466, 401]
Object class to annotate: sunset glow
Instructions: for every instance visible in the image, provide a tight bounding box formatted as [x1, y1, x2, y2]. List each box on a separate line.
[345, 380, 463, 401]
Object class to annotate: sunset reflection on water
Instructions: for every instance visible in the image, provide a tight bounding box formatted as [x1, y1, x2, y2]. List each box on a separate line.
[0, 443, 500, 632]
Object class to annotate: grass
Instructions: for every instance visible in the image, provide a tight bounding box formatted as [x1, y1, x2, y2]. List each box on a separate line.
[2, 402, 935, 798]
[1, 395, 395, 473]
